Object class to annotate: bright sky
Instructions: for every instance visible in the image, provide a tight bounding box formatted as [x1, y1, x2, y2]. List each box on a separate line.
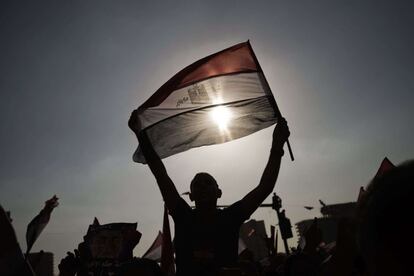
[1, 0, 413, 271]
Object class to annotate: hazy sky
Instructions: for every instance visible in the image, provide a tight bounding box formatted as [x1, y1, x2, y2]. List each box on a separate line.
[1, 0, 413, 269]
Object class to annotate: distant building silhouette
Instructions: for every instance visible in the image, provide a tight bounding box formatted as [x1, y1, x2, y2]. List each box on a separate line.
[296, 202, 357, 244]
[320, 202, 356, 218]
[239, 219, 269, 262]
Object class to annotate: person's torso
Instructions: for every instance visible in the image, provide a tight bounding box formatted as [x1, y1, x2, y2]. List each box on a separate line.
[174, 204, 244, 275]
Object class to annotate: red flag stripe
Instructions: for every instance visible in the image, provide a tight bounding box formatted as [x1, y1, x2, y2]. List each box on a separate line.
[140, 41, 258, 108]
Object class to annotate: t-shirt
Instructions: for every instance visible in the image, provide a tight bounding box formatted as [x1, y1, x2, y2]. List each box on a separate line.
[170, 197, 250, 276]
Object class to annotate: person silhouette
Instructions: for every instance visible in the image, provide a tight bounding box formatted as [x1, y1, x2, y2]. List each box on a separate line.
[0, 205, 34, 276]
[357, 160, 414, 276]
[129, 110, 290, 275]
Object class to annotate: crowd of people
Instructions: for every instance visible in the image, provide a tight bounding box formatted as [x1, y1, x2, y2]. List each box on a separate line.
[1, 114, 412, 275]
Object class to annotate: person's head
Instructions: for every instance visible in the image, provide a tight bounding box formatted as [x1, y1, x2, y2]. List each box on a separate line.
[189, 172, 222, 209]
[357, 160, 414, 275]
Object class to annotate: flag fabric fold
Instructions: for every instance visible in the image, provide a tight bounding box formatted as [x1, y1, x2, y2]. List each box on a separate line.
[132, 41, 279, 163]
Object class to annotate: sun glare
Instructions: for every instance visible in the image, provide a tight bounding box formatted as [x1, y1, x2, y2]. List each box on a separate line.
[210, 106, 233, 131]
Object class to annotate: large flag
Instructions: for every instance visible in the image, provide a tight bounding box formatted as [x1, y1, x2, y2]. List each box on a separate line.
[132, 41, 282, 163]
[26, 195, 59, 255]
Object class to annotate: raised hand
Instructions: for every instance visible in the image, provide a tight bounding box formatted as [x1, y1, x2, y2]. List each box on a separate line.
[272, 117, 290, 150]
[0, 205, 19, 258]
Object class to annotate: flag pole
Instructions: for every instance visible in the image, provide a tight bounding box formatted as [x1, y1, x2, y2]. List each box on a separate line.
[247, 40, 294, 161]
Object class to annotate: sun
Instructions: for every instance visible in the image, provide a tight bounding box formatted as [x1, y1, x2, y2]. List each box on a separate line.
[210, 105, 233, 131]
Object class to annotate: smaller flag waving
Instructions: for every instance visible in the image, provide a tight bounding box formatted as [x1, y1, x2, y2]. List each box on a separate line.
[357, 158, 395, 204]
[26, 195, 59, 255]
[374, 157, 395, 179]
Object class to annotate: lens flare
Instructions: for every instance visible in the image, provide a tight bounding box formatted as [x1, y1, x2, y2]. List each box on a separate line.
[210, 106, 233, 131]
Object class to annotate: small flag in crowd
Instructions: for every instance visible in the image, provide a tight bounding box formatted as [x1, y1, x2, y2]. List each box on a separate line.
[26, 195, 59, 255]
[143, 231, 163, 261]
[374, 157, 395, 179]
[357, 158, 395, 204]
[132, 41, 282, 163]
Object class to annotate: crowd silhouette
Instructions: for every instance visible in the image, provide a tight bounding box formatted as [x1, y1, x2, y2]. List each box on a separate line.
[1, 115, 412, 276]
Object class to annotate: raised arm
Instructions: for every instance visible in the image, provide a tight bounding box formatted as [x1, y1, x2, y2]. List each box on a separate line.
[239, 117, 290, 217]
[128, 110, 181, 211]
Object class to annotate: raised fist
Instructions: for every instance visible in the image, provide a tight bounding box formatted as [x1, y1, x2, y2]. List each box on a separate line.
[272, 117, 290, 149]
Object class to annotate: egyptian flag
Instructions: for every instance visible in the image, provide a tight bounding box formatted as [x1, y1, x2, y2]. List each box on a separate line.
[132, 41, 280, 163]
[26, 195, 59, 255]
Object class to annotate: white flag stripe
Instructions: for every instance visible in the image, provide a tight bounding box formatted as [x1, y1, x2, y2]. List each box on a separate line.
[134, 96, 276, 163]
[139, 72, 269, 129]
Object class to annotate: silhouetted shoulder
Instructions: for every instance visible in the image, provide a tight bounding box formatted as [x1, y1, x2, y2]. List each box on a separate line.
[224, 200, 251, 224]
[168, 197, 192, 221]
